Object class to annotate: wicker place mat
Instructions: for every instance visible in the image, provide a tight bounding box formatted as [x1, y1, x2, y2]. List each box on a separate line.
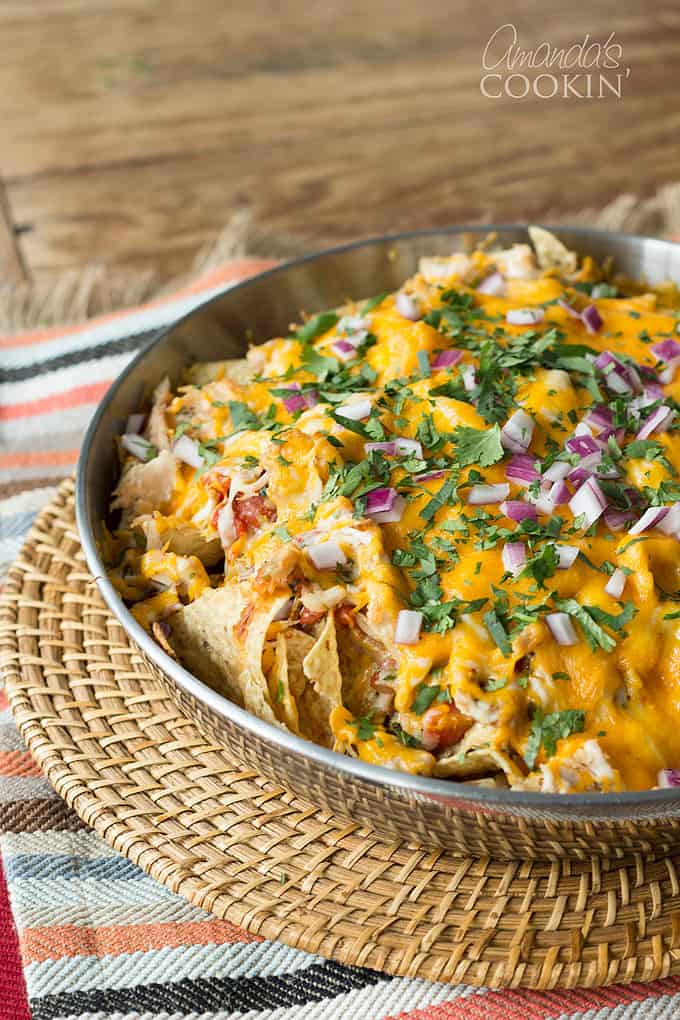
[2, 479, 680, 990]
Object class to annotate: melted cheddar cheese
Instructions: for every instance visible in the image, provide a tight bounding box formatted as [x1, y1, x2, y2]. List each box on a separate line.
[108, 234, 680, 793]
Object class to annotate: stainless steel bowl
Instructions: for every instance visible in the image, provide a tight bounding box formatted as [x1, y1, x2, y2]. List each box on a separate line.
[77, 226, 680, 859]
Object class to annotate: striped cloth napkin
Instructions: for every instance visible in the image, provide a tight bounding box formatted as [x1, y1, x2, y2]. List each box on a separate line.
[2, 257, 680, 1020]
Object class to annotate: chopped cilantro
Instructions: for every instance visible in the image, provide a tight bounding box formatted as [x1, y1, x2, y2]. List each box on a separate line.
[524, 708, 585, 769]
[354, 717, 375, 741]
[227, 400, 261, 432]
[412, 684, 441, 715]
[452, 424, 504, 468]
[294, 311, 338, 342]
[484, 608, 512, 656]
[361, 292, 388, 314]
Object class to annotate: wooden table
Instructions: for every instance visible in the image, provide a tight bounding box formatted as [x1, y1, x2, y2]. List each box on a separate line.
[1, 0, 679, 288]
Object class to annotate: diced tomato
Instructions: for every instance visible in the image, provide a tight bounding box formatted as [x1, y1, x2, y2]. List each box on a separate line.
[232, 494, 276, 536]
[421, 702, 472, 752]
[334, 603, 356, 628]
[298, 606, 325, 629]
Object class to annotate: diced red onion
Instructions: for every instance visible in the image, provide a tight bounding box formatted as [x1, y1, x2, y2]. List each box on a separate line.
[506, 454, 540, 485]
[337, 399, 372, 420]
[121, 433, 156, 462]
[395, 292, 421, 321]
[506, 308, 544, 326]
[500, 500, 537, 522]
[566, 434, 601, 457]
[651, 338, 680, 364]
[340, 314, 371, 334]
[545, 612, 579, 646]
[332, 339, 358, 362]
[657, 504, 680, 538]
[365, 441, 396, 456]
[636, 386, 665, 407]
[366, 487, 399, 514]
[569, 476, 607, 527]
[371, 494, 406, 524]
[583, 406, 613, 434]
[636, 405, 675, 440]
[126, 413, 145, 435]
[172, 434, 205, 469]
[394, 609, 423, 645]
[364, 487, 407, 523]
[628, 506, 669, 536]
[431, 349, 463, 369]
[467, 483, 510, 505]
[282, 383, 318, 413]
[477, 271, 505, 296]
[283, 392, 309, 413]
[308, 541, 347, 570]
[548, 480, 571, 505]
[502, 541, 526, 576]
[604, 507, 635, 532]
[543, 460, 570, 484]
[555, 544, 579, 569]
[365, 438, 422, 459]
[581, 304, 603, 334]
[532, 491, 558, 515]
[413, 469, 446, 483]
[658, 769, 680, 788]
[558, 298, 581, 319]
[394, 437, 423, 458]
[568, 452, 601, 487]
[604, 568, 626, 598]
[595, 351, 642, 394]
[501, 409, 535, 453]
[460, 364, 477, 391]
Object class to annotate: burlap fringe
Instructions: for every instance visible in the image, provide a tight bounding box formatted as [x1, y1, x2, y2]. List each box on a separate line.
[2, 185, 680, 334]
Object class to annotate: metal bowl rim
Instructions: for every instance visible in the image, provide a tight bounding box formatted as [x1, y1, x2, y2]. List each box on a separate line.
[76, 223, 680, 813]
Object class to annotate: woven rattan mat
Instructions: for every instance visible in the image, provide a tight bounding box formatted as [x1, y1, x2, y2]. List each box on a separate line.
[2, 479, 680, 990]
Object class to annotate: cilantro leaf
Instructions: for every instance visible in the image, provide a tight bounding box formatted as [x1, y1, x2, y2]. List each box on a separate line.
[412, 684, 440, 715]
[484, 608, 512, 656]
[420, 476, 458, 522]
[354, 717, 375, 741]
[524, 708, 585, 769]
[452, 424, 504, 468]
[227, 400, 260, 431]
[552, 598, 617, 652]
[361, 292, 388, 314]
[294, 311, 338, 342]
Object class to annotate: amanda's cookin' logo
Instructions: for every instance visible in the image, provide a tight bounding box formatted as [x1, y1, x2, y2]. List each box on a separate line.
[481, 23, 631, 99]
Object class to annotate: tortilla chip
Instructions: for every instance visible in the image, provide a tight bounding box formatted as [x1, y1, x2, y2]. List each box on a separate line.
[112, 450, 177, 522]
[169, 583, 291, 727]
[137, 515, 223, 567]
[281, 629, 315, 699]
[267, 633, 300, 733]
[298, 613, 344, 746]
[146, 377, 172, 450]
[334, 619, 384, 717]
[432, 722, 524, 783]
[184, 358, 252, 387]
[528, 225, 578, 274]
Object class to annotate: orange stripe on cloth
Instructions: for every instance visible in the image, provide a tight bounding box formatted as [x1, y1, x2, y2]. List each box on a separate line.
[21, 918, 261, 963]
[0, 449, 79, 470]
[0, 383, 110, 422]
[0, 751, 42, 779]
[0, 259, 277, 349]
[0, 690, 8, 711]
[388, 979, 680, 1020]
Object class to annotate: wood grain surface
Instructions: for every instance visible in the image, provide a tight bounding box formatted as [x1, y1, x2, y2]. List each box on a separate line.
[1, 0, 679, 284]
